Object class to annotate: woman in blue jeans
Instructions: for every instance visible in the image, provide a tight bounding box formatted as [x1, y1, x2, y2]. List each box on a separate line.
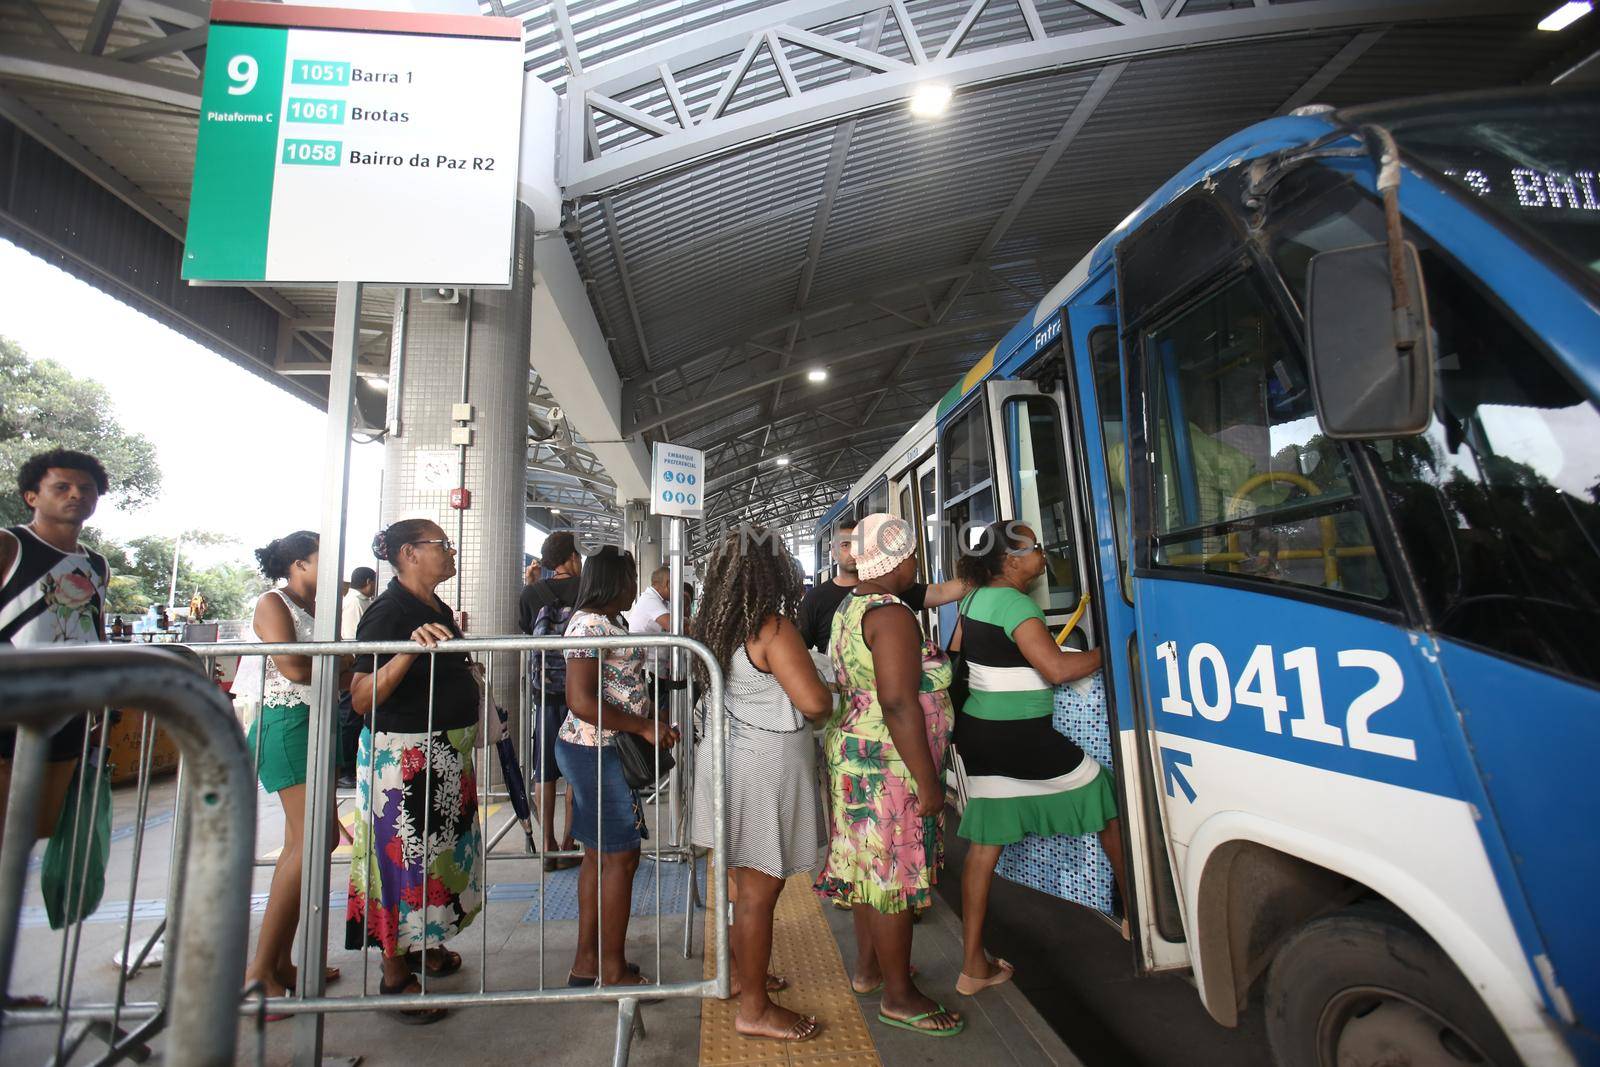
[557, 546, 679, 990]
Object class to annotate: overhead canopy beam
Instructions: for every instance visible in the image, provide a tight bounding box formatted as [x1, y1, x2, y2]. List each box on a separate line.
[626, 313, 1016, 437]
[0, 42, 201, 108]
[561, 0, 1528, 197]
[530, 234, 653, 501]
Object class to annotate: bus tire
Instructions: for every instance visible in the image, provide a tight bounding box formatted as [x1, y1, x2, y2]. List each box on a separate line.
[1264, 902, 1520, 1067]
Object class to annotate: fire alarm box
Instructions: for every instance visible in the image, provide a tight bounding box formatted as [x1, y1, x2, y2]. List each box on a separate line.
[449, 487, 471, 510]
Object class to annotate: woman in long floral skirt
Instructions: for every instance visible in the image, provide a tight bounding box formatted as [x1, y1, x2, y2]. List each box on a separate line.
[346, 518, 483, 1024]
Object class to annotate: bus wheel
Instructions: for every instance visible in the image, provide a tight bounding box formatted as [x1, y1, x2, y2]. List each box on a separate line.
[1264, 903, 1519, 1067]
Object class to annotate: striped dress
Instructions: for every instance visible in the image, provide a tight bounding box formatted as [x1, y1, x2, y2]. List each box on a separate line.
[953, 586, 1117, 846]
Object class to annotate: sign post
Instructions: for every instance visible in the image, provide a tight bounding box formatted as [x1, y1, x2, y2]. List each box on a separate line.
[183, 5, 523, 1063]
[649, 444, 704, 849]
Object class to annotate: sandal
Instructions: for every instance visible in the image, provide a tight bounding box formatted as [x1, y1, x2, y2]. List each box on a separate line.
[729, 973, 789, 995]
[608, 972, 663, 1006]
[877, 1003, 964, 1037]
[378, 975, 447, 1025]
[955, 958, 1014, 996]
[734, 1013, 821, 1043]
[566, 962, 641, 987]
[404, 948, 461, 978]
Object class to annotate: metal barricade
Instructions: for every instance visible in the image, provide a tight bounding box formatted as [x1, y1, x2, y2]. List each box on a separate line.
[0, 645, 257, 1067]
[216, 633, 727, 1067]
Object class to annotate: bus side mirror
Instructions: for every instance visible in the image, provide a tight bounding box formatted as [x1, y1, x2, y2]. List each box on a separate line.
[1305, 240, 1434, 439]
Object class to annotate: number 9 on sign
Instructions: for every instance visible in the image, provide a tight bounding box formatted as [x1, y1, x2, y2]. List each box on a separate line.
[227, 54, 259, 96]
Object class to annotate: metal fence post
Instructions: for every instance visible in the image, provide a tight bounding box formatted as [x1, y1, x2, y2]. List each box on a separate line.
[296, 278, 364, 1065]
[0, 646, 256, 1067]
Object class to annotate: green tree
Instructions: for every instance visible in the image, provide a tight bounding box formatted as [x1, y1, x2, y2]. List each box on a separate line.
[85, 529, 269, 620]
[0, 335, 162, 526]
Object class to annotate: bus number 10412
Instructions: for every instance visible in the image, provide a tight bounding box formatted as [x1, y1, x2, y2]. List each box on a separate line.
[1153, 640, 1416, 761]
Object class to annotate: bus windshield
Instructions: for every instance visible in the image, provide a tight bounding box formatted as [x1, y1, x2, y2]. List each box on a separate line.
[1370, 93, 1600, 285]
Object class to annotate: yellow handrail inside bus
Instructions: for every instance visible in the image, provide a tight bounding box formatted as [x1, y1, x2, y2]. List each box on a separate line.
[1225, 470, 1341, 587]
[1056, 592, 1091, 645]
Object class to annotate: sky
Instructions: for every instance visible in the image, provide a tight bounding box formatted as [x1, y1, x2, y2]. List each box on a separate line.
[1, 239, 544, 571]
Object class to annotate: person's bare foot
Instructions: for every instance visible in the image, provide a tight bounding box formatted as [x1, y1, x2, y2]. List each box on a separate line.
[734, 1003, 820, 1042]
[961, 956, 1005, 981]
[276, 963, 340, 989]
[851, 962, 914, 994]
[244, 970, 288, 999]
[728, 972, 788, 996]
[879, 987, 961, 1033]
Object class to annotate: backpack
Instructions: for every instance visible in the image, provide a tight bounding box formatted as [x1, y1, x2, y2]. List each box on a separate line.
[530, 589, 574, 695]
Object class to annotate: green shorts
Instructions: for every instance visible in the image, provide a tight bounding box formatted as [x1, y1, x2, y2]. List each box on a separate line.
[248, 703, 310, 793]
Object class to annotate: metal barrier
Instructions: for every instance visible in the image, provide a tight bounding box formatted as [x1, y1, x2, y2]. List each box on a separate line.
[0, 645, 257, 1067]
[1, 633, 727, 1067]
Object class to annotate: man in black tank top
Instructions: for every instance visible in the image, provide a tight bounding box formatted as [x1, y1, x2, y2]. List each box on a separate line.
[0, 450, 111, 849]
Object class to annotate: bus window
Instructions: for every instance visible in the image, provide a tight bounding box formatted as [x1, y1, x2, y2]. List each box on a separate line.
[1142, 272, 1389, 601]
[1005, 396, 1080, 614]
[940, 401, 995, 577]
[1267, 168, 1600, 682]
[918, 460, 938, 583]
[1089, 324, 1133, 603]
[864, 477, 890, 518]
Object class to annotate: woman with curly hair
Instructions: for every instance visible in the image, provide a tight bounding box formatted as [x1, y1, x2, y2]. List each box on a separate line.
[691, 528, 833, 1043]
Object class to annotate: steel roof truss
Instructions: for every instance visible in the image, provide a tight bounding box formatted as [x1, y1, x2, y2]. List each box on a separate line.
[561, 0, 1529, 196]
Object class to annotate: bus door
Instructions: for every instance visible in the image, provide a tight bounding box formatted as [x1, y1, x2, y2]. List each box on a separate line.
[980, 372, 1130, 927]
[1063, 302, 1192, 973]
[891, 460, 933, 638]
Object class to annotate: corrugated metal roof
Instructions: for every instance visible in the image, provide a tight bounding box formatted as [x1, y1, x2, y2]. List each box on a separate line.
[2, 0, 1580, 541]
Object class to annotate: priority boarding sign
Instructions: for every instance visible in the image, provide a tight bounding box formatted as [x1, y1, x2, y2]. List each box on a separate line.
[652, 443, 705, 519]
[182, 1, 524, 285]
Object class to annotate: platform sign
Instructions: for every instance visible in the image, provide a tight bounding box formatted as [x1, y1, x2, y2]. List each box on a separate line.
[651, 443, 705, 519]
[183, 1, 523, 285]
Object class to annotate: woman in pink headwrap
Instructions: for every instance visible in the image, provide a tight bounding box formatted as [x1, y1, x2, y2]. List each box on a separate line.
[814, 513, 963, 1038]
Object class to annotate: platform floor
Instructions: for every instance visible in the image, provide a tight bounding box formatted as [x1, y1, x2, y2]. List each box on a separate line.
[2, 773, 1080, 1067]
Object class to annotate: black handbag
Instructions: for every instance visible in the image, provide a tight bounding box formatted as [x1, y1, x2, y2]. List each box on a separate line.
[614, 729, 675, 790]
[946, 592, 975, 715]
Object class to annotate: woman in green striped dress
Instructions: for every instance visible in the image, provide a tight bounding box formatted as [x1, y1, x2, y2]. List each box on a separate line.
[949, 520, 1128, 996]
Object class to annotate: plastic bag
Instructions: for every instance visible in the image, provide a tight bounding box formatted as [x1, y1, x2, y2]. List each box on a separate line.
[40, 758, 113, 930]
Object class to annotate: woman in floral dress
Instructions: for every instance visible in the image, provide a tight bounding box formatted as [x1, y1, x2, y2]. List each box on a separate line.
[815, 513, 963, 1038]
[346, 518, 483, 1024]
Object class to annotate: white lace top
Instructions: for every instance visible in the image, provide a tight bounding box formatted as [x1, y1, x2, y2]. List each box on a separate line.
[237, 589, 315, 710]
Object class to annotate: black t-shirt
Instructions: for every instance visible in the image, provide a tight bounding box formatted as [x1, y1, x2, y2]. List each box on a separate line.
[356, 578, 479, 733]
[517, 575, 579, 634]
[796, 578, 928, 653]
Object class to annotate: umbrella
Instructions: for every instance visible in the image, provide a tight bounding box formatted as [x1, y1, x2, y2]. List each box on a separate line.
[493, 704, 537, 853]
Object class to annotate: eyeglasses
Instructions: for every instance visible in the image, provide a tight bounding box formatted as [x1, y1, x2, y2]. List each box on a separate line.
[410, 537, 455, 552]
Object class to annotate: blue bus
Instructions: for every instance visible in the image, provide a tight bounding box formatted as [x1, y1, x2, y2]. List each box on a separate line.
[814, 89, 1599, 1067]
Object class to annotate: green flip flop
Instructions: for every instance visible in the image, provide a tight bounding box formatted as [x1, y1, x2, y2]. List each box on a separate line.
[877, 1004, 964, 1037]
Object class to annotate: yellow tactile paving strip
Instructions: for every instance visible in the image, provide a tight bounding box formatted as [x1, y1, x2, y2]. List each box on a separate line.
[699, 875, 882, 1067]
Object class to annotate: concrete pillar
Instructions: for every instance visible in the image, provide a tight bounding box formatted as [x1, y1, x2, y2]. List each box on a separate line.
[382, 203, 533, 712]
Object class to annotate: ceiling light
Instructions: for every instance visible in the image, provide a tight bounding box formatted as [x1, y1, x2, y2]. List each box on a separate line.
[776, 456, 791, 466]
[909, 83, 952, 118]
[806, 367, 828, 383]
[1539, 1, 1592, 29]
[551, 507, 562, 514]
